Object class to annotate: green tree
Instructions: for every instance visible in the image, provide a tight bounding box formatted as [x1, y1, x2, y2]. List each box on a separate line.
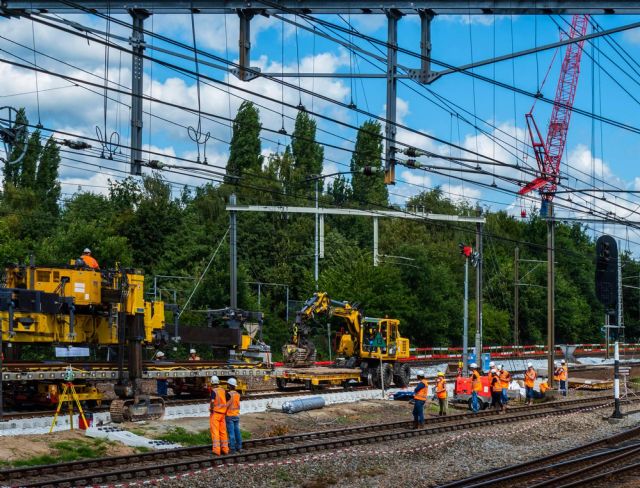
[35, 137, 61, 216]
[291, 111, 324, 191]
[350, 120, 387, 206]
[3, 108, 28, 189]
[226, 101, 263, 183]
[18, 130, 42, 189]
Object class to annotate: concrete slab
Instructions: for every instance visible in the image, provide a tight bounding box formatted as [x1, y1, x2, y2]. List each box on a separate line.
[85, 426, 181, 449]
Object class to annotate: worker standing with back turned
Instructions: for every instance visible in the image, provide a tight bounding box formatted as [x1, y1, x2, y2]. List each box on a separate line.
[470, 363, 482, 413]
[412, 370, 428, 429]
[524, 363, 537, 406]
[435, 371, 447, 416]
[225, 377, 242, 453]
[209, 376, 229, 456]
[80, 248, 99, 270]
[498, 364, 511, 409]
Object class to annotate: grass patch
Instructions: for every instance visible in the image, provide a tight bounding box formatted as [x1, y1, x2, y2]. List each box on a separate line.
[10, 438, 109, 467]
[156, 427, 211, 446]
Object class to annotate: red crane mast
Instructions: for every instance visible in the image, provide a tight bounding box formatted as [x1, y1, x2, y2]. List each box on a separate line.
[519, 15, 590, 210]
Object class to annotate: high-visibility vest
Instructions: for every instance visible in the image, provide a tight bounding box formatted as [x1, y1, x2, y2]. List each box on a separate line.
[471, 370, 482, 392]
[553, 367, 562, 381]
[499, 370, 511, 389]
[540, 381, 550, 393]
[491, 375, 502, 393]
[414, 379, 429, 401]
[435, 378, 447, 399]
[525, 369, 537, 388]
[82, 255, 99, 269]
[560, 365, 568, 381]
[227, 390, 240, 416]
[211, 387, 228, 414]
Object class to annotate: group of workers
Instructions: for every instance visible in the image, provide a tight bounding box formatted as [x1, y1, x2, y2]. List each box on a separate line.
[412, 359, 569, 425]
[209, 375, 242, 456]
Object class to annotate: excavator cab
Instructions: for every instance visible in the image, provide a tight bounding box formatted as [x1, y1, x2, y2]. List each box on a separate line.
[356, 317, 409, 361]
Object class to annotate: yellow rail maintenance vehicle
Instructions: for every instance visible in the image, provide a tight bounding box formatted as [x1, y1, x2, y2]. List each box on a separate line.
[283, 292, 411, 388]
[0, 259, 167, 421]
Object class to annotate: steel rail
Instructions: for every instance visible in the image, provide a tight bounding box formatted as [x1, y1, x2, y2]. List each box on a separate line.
[5, 397, 625, 488]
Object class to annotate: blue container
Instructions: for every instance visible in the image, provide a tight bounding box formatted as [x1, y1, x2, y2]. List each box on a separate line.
[468, 353, 477, 366]
[481, 353, 492, 373]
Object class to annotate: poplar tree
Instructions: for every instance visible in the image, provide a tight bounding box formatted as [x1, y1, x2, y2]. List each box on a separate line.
[19, 130, 42, 190]
[226, 101, 263, 184]
[36, 137, 61, 216]
[291, 111, 323, 192]
[350, 120, 388, 206]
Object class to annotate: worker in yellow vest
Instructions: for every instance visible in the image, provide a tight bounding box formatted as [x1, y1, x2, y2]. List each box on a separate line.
[225, 378, 242, 453]
[435, 372, 447, 416]
[209, 376, 229, 456]
[498, 365, 511, 408]
[524, 363, 537, 406]
[412, 370, 429, 429]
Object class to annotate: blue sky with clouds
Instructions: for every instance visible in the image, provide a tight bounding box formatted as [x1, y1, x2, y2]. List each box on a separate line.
[1, 12, 640, 247]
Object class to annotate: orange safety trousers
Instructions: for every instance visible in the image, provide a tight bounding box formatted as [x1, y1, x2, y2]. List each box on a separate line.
[210, 413, 229, 455]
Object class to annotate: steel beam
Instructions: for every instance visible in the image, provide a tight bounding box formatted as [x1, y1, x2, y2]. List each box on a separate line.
[129, 9, 149, 176]
[5, 2, 640, 14]
[225, 204, 486, 223]
[384, 10, 401, 185]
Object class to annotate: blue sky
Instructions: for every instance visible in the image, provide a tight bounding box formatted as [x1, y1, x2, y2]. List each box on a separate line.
[1, 12, 640, 247]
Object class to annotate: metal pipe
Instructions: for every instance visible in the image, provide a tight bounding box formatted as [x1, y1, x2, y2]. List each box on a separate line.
[547, 203, 556, 386]
[463, 256, 469, 376]
[384, 10, 400, 184]
[315, 179, 319, 289]
[514, 246, 520, 347]
[230, 193, 238, 309]
[612, 341, 623, 419]
[475, 222, 483, 358]
[129, 9, 149, 175]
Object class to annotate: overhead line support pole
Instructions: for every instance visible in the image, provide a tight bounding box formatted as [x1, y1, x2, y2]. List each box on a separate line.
[514, 246, 519, 347]
[129, 9, 149, 176]
[230, 194, 238, 309]
[384, 9, 401, 185]
[547, 202, 555, 386]
[463, 256, 469, 376]
[475, 222, 483, 358]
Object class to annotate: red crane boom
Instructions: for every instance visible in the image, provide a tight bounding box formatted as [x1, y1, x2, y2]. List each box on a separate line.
[519, 15, 589, 204]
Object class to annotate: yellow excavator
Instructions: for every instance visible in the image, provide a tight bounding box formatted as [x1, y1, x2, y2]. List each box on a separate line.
[282, 292, 411, 387]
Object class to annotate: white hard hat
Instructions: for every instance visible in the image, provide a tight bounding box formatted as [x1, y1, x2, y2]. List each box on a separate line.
[210, 375, 220, 384]
[416, 370, 425, 377]
[527, 362, 533, 368]
[470, 363, 478, 368]
[156, 351, 165, 358]
[561, 359, 566, 364]
[227, 378, 237, 387]
[190, 349, 196, 354]
[489, 361, 495, 367]
[83, 248, 91, 254]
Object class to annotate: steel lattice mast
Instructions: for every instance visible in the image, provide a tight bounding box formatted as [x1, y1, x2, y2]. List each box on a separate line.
[519, 15, 590, 203]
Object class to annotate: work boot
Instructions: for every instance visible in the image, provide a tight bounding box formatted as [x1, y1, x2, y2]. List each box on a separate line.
[412, 421, 419, 429]
[419, 421, 425, 428]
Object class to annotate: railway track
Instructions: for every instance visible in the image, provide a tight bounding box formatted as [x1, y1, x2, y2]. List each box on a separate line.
[1, 396, 626, 488]
[441, 423, 640, 487]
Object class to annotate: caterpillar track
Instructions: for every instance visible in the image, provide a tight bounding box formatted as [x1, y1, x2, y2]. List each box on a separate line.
[109, 396, 165, 423]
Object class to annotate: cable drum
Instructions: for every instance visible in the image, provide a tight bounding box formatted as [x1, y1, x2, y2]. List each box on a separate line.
[282, 396, 326, 414]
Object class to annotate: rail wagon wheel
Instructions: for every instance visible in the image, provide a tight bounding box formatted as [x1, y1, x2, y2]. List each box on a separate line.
[372, 363, 393, 388]
[393, 363, 411, 387]
[276, 378, 287, 391]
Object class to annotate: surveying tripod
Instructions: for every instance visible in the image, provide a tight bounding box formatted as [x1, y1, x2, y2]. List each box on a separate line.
[49, 368, 89, 433]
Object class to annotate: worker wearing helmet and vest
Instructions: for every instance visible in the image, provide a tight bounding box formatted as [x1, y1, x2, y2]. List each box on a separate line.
[490, 369, 504, 413]
[80, 248, 99, 270]
[470, 363, 482, 413]
[225, 377, 242, 453]
[559, 359, 568, 397]
[188, 349, 201, 361]
[209, 376, 229, 456]
[412, 370, 428, 429]
[498, 364, 511, 408]
[435, 372, 447, 416]
[525, 363, 537, 406]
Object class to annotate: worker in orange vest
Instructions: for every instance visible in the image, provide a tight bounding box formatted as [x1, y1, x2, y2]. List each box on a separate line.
[539, 378, 550, 396]
[559, 359, 568, 397]
[498, 365, 512, 408]
[435, 372, 447, 416]
[524, 363, 537, 406]
[470, 363, 482, 413]
[225, 378, 242, 453]
[490, 369, 504, 412]
[80, 248, 99, 270]
[209, 375, 229, 455]
[412, 370, 428, 429]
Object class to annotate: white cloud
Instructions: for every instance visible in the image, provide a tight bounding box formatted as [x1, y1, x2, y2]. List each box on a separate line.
[438, 15, 513, 26]
[623, 27, 640, 44]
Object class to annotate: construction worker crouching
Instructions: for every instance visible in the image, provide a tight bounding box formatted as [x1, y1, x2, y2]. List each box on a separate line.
[498, 364, 511, 409]
[524, 363, 537, 406]
[412, 370, 428, 429]
[209, 375, 229, 456]
[79, 248, 99, 270]
[470, 363, 482, 413]
[435, 371, 447, 416]
[188, 349, 201, 361]
[225, 377, 242, 453]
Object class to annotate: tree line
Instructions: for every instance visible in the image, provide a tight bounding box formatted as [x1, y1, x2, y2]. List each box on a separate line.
[1, 104, 637, 359]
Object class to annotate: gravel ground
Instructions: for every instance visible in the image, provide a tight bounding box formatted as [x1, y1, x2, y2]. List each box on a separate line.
[149, 400, 640, 488]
